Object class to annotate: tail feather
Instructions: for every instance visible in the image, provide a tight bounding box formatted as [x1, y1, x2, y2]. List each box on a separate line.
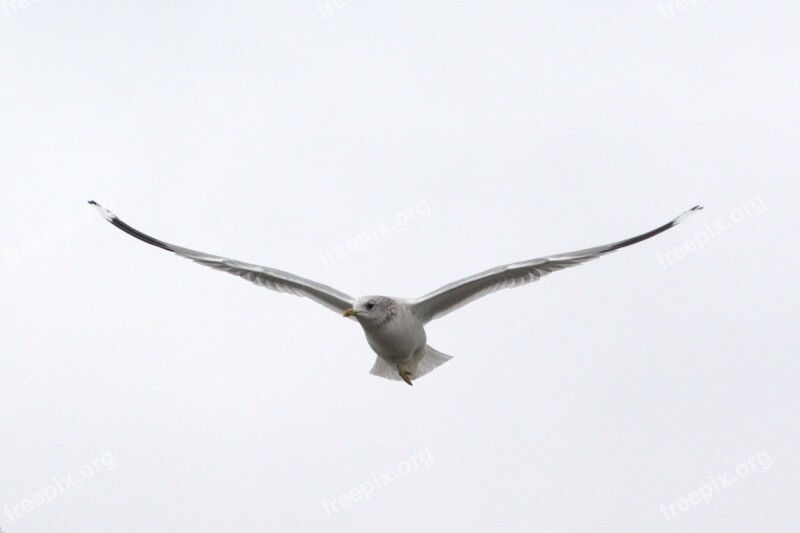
[411, 345, 453, 379]
[369, 357, 403, 381]
[369, 345, 453, 383]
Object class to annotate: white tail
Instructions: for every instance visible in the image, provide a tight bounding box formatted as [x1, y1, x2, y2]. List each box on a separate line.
[369, 345, 453, 383]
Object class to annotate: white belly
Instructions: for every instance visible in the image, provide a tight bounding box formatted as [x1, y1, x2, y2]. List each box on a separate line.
[364, 316, 427, 365]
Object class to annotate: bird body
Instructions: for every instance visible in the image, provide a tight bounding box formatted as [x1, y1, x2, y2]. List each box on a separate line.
[89, 201, 702, 386]
[346, 296, 442, 385]
[360, 298, 426, 365]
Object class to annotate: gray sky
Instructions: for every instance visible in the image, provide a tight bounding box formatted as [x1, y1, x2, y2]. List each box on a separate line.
[1, 1, 798, 531]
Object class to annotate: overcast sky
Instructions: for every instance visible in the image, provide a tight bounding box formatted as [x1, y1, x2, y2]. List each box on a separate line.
[1, 1, 798, 531]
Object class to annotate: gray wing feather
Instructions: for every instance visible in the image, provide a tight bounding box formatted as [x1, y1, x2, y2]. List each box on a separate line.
[409, 206, 702, 324]
[89, 201, 355, 315]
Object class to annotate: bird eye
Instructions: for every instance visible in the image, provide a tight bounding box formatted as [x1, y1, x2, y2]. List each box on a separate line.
[366, 302, 375, 310]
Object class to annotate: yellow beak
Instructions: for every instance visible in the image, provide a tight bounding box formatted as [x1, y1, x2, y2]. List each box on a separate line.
[342, 308, 358, 317]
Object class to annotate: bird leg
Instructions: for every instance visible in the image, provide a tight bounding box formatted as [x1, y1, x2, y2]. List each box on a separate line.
[397, 365, 413, 386]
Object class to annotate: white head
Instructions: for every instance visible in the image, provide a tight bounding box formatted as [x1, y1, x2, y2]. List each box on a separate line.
[342, 296, 398, 329]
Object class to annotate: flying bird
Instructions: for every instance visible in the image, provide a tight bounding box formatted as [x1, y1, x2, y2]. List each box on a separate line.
[89, 201, 702, 385]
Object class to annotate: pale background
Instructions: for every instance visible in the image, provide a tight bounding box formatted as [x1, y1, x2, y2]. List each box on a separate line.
[1, 1, 798, 531]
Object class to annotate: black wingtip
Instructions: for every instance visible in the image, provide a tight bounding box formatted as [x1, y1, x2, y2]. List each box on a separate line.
[605, 205, 703, 253]
[89, 203, 174, 252]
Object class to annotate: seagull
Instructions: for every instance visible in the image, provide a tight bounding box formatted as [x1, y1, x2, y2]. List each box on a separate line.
[89, 201, 702, 386]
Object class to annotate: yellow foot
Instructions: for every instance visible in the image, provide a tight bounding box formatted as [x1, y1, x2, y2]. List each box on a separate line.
[397, 365, 413, 386]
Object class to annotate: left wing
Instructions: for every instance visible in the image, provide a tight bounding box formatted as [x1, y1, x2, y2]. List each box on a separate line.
[409, 206, 702, 324]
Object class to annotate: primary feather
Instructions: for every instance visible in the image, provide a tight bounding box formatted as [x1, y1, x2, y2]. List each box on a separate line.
[409, 206, 703, 323]
[88, 201, 355, 315]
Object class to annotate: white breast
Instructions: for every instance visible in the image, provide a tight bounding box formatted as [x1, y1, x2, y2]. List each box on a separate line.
[363, 302, 427, 364]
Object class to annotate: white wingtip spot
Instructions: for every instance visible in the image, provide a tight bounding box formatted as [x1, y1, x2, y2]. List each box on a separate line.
[674, 205, 703, 225]
[88, 200, 116, 221]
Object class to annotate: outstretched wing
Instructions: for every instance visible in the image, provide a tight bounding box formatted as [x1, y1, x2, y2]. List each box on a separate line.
[409, 206, 702, 324]
[89, 201, 355, 315]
